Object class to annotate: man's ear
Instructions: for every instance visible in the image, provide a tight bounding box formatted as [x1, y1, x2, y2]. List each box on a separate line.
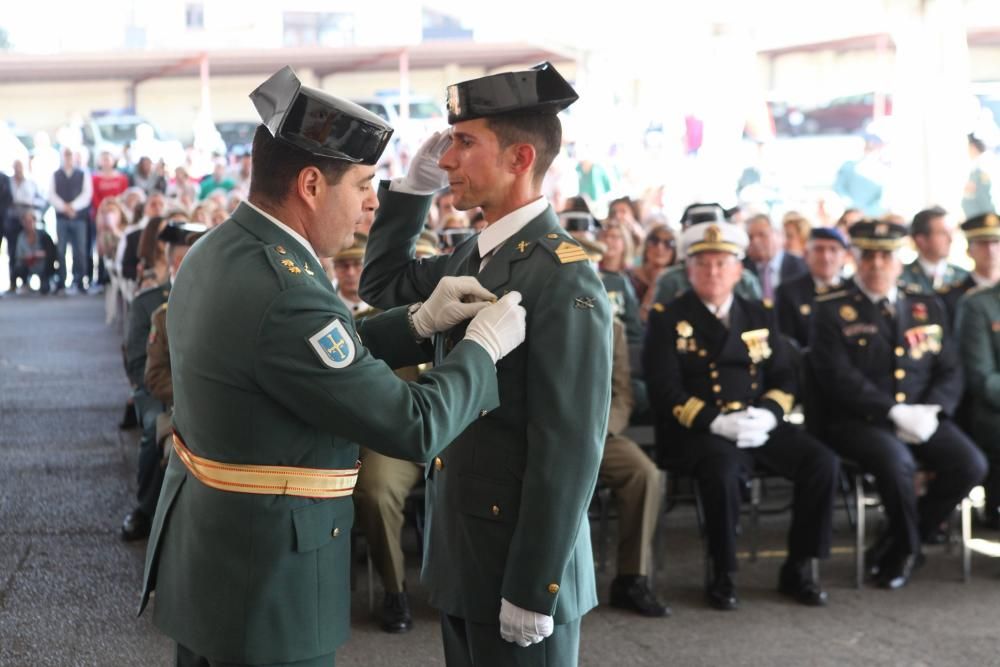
[296, 166, 324, 211]
[507, 142, 537, 179]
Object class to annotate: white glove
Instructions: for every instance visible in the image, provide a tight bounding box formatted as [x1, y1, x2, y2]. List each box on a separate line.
[397, 130, 451, 194]
[709, 411, 749, 442]
[464, 292, 527, 363]
[410, 276, 496, 338]
[889, 404, 941, 444]
[499, 598, 553, 647]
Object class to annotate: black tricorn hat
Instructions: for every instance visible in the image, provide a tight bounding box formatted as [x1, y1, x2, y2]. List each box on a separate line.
[446, 62, 578, 124]
[158, 221, 208, 246]
[250, 66, 394, 165]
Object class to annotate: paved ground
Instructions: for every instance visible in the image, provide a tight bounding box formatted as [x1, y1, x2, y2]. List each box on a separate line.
[2, 291, 999, 667]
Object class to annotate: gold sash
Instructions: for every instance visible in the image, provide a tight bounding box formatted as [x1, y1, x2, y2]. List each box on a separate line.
[172, 433, 360, 499]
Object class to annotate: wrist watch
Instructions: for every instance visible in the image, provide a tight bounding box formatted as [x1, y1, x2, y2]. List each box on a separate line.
[406, 302, 425, 342]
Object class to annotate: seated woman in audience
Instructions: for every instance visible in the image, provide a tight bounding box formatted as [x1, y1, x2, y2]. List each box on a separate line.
[629, 223, 677, 322]
[96, 197, 132, 323]
[782, 211, 811, 257]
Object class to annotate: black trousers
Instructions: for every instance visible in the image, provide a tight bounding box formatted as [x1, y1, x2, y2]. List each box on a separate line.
[828, 418, 987, 555]
[2, 224, 19, 286]
[133, 388, 166, 517]
[672, 424, 838, 574]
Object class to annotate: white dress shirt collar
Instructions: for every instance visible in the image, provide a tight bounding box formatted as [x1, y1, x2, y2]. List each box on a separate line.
[918, 257, 947, 281]
[244, 200, 320, 265]
[854, 277, 898, 305]
[971, 272, 997, 288]
[477, 196, 549, 260]
[701, 294, 735, 325]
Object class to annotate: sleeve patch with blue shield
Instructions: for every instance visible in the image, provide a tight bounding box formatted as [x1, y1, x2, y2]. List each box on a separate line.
[307, 318, 357, 369]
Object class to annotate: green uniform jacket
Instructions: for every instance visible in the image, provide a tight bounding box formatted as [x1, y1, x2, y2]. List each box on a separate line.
[139, 203, 500, 665]
[653, 260, 762, 305]
[956, 284, 1000, 442]
[899, 260, 969, 296]
[125, 282, 170, 388]
[360, 185, 612, 625]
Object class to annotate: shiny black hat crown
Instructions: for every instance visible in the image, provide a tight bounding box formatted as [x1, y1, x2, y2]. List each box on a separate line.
[250, 66, 394, 165]
[961, 211, 1000, 240]
[849, 219, 908, 251]
[445, 62, 578, 124]
[158, 221, 208, 246]
[680, 203, 729, 229]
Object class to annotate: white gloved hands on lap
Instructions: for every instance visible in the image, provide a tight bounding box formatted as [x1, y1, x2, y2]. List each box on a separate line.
[410, 276, 496, 338]
[710, 407, 777, 449]
[709, 411, 748, 442]
[394, 130, 452, 195]
[888, 404, 941, 444]
[464, 292, 527, 363]
[499, 598, 553, 647]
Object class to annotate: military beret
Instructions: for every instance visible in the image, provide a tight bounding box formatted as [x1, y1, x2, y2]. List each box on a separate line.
[809, 226, 849, 249]
[445, 61, 578, 124]
[158, 221, 207, 246]
[681, 221, 748, 258]
[334, 232, 367, 261]
[961, 212, 1000, 241]
[250, 66, 393, 165]
[849, 219, 908, 251]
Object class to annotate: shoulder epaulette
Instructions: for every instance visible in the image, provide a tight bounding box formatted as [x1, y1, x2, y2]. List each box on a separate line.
[264, 243, 314, 287]
[538, 233, 588, 265]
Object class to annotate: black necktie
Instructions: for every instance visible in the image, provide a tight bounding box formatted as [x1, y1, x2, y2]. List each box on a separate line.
[879, 298, 896, 329]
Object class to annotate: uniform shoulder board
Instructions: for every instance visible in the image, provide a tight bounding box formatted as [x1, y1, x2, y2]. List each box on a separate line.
[965, 284, 989, 298]
[538, 233, 588, 265]
[903, 283, 922, 295]
[815, 289, 848, 303]
[264, 243, 312, 287]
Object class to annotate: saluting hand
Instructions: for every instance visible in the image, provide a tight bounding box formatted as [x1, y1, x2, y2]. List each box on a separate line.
[410, 276, 497, 338]
[398, 130, 452, 194]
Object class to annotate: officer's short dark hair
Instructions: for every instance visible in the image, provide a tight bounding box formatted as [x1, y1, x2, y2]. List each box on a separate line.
[484, 112, 561, 186]
[248, 124, 353, 207]
[911, 206, 947, 237]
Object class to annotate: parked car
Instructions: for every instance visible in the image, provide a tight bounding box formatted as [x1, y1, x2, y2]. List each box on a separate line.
[81, 112, 185, 167]
[0, 122, 30, 172]
[215, 120, 257, 156]
[797, 92, 893, 135]
[351, 94, 446, 150]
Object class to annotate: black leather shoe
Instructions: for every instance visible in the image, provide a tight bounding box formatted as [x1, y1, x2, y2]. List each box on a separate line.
[121, 509, 151, 541]
[609, 575, 671, 617]
[118, 402, 138, 430]
[381, 591, 413, 633]
[865, 532, 895, 579]
[706, 572, 739, 611]
[876, 551, 925, 590]
[778, 561, 828, 607]
[921, 527, 949, 545]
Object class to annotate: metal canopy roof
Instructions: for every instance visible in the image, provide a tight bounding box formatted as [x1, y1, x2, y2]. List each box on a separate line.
[0, 41, 577, 85]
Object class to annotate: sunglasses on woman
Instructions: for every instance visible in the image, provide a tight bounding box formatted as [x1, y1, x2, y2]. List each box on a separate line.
[647, 236, 675, 248]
